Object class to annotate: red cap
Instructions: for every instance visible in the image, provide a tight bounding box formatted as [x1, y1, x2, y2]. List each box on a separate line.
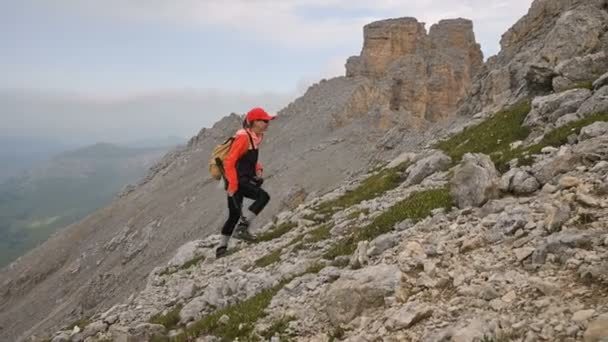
[246, 107, 275, 123]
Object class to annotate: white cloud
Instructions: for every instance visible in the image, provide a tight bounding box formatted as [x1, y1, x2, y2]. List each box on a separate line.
[37, 0, 532, 54]
[0, 88, 294, 144]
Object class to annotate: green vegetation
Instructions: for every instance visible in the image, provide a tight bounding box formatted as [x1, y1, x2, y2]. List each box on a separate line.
[65, 318, 91, 331]
[514, 112, 608, 167]
[291, 224, 332, 252]
[171, 264, 325, 341]
[159, 255, 206, 276]
[436, 100, 532, 168]
[346, 208, 370, 220]
[149, 305, 183, 331]
[0, 143, 169, 268]
[256, 221, 298, 242]
[254, 249, 283, 268]
[437, 97, 608, 172]
[324, 188, 452, 260]
[315, 162, 409, 216]
[260, 316, 295, 341]
[172, 282, 284, 341]
[565, 80, 594, 91]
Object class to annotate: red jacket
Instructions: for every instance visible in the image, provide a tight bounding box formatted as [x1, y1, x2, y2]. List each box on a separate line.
[223, 128, 263, 193]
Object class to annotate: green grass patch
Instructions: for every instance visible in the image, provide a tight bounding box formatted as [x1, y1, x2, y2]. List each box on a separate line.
[256, 221, 298, 242]
[346, 208, 370, 220]
[149, 304, 183, 331]
[172, 282, 287, 341]
[159, 255, 206, 276]
[436, 101, 532, 166]
[172, 264, 324, 341]
[508, 112, 608, 168]
[260, 316, 295, 341]
[254, 249, 284, 268]
[323, 188, 452, 259]
[65, 318, 91, 331]
[304, 224, 332, 244]
[314, 162, 409, 216]
[290, 224, 332, 252]
[565, 80, 594, 91]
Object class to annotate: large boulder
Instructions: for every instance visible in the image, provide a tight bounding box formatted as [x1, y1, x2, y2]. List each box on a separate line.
[580, 122, 608, 141]
[498, 168, 540, 195]
[552, 52, 608, 92]
[584, 313, 608, 342]
[324, 264, 400, 325]
[532, 136, 608, 184]
[577, 86, 608, 118]
[451, 153, 499, 208]
[524, 89, 591, 128]
[404, 150, 452, 186]
[593, 71, 608, 90]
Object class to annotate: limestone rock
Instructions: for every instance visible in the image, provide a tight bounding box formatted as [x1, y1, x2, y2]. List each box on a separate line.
[325, 264, 400, 325]
[451, 153, 499, 208]
[404, 150, 452, 186]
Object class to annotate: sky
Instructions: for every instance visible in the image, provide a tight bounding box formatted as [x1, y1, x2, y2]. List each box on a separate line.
[1, 0, 534, 145]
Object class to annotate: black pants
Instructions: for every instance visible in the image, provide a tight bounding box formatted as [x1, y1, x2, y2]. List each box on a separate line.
[221, 178, 270, 236]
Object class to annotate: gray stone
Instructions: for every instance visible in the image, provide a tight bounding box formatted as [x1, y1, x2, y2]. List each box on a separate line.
[367, 233, 398, 257]
[325, 264, 400, 325]
[81, 321, 108, 339]
[580, 122, 608, 141]
[51, 332, 71, 342]
[577, 86, 608, 118]
[593, 72, 608, 90]
[543, 201, 572, 233]
[529, 277, 559, 296]
[404, 150, 452, 186]
[499, 168, 540, 195]
[451, 153, 499, 208]
[166, 240, 207, 268]
[584, 313, 608, 342]
[385, 301, 433, 331]
[350, 241, 369, 269]
[514, 247, 535, 262]
[386, 152, 418, 169]
[494, 207, 529, 235]
[553, 52, 608, 92]
[572, 309, 596, 322]
[524, 89, 591, 128]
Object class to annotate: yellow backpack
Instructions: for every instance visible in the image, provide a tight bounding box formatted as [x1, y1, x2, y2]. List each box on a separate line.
[208, 131, 254, 180]
[209, 137, 235, 180]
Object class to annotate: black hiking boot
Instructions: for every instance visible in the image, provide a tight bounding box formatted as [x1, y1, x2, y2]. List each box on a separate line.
[232, 220, 256, 243]
[215, 245, 228, 258]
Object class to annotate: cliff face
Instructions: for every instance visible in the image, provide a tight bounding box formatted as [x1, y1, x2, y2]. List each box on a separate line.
[343, 18, 483, 125]
[461, 0, 608, 115]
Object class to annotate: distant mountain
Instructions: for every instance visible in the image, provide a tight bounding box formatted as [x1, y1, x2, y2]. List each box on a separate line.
[122, 136, 186, 149]
[0, 136, 79, 182]
[0, 141, 175, 268]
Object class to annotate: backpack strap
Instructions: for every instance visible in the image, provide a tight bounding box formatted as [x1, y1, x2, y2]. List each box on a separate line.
[244, 130, 256, 150]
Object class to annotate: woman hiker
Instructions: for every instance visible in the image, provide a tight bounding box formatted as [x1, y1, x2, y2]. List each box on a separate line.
[216, 107, 274, 258]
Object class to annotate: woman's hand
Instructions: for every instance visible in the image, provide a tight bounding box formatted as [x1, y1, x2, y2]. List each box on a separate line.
[227, 190, 236, 197]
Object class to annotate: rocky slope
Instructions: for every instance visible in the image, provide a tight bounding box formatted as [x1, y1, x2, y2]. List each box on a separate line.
[4, 0, 608, 341]
[0, 16, 483, 342]
[46, 69, 608, 341]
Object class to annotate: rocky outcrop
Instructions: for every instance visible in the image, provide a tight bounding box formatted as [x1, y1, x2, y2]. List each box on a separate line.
[343, 17, 483, 126]
[461, 0, 608, 114]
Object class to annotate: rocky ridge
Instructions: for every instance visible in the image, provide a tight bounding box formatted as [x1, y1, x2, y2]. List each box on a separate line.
[45, 72, 608, 342]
